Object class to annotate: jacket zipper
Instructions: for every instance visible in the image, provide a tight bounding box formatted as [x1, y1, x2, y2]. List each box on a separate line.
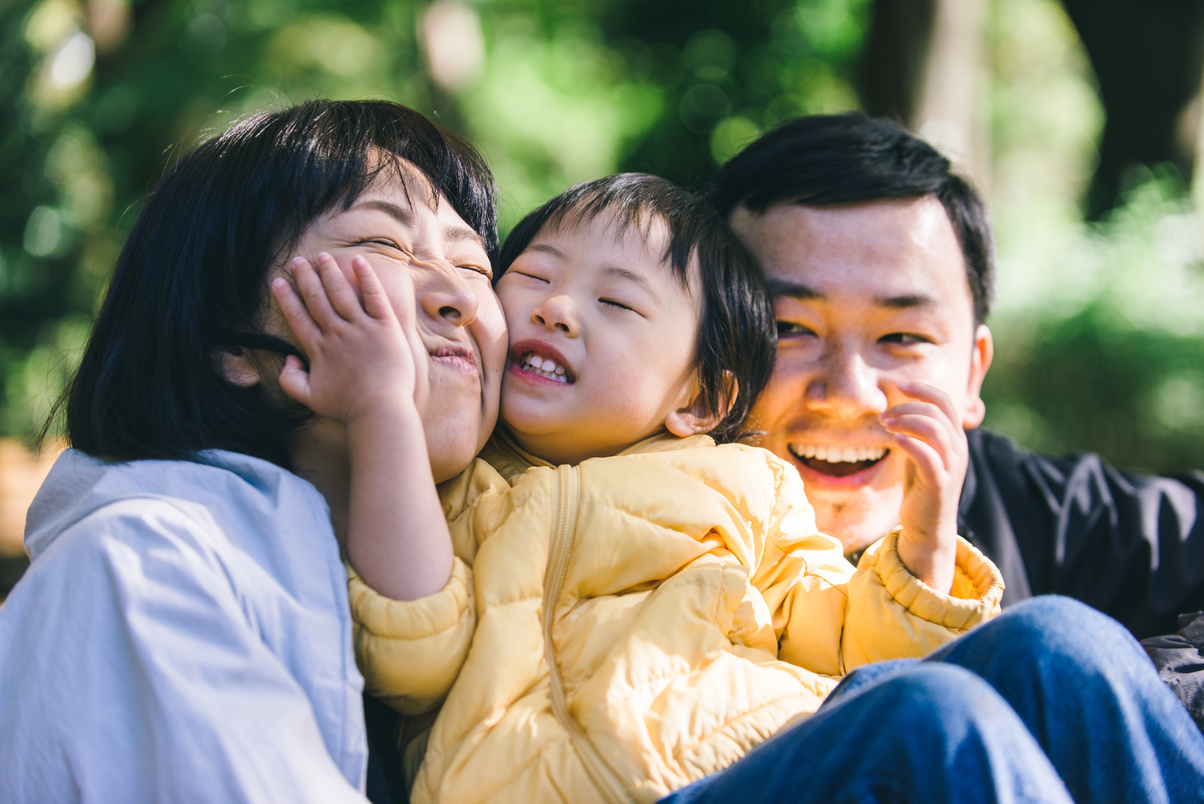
[541, 464, 633, 804]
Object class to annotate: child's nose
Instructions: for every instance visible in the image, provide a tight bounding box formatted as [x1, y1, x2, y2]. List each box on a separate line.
[532, 293, 577, 335]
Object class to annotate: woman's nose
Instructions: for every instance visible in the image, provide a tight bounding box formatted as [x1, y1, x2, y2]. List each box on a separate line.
[532, 293, 577, 335]
[420, 267, 480, 328]
[805, 346, 889, 419]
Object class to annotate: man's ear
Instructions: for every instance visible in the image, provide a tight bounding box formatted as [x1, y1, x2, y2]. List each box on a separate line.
[215, 347, 263, 389]
[665, 373, 739, 438]
[961, 324, 994, 429]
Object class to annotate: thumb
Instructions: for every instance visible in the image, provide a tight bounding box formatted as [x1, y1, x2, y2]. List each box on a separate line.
[277, 354, 311, 405]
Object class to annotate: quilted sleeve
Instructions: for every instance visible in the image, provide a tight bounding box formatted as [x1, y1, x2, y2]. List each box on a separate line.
[754, 451, 1003, 675]
[349, 556, 476, 715]
[839, 529, 1003, 669]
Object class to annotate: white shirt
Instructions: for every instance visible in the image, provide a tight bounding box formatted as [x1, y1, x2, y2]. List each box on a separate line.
[0, 449, 369, 803]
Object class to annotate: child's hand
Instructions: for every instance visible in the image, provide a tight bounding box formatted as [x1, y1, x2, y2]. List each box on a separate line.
[271, 252, 429, 426]
[878, 381, 966, 593]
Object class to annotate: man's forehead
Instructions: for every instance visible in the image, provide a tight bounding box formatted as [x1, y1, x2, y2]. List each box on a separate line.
[732, 197, 973, 312]
[764, 274, 941, 312]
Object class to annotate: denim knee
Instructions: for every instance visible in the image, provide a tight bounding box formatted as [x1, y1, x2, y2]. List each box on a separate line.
[969, 595, 1146, 675]
[864, 663, 1024, 738]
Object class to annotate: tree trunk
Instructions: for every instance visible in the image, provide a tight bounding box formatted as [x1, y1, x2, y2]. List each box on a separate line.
[1060, 0, 1204, 218]
[859, 0, 991, 191]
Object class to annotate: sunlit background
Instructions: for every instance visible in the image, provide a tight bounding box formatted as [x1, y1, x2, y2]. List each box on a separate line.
[3, 0, 1204, 578]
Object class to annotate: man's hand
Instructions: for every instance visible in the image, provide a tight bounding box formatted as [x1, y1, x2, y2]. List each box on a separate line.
[271, 252, 429, 426]
[878, 381, 967, 594]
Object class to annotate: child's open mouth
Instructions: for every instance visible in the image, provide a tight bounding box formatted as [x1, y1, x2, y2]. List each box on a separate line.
[518, 352, 572, 384]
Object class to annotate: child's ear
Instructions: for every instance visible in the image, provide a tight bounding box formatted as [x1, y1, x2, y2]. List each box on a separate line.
[665, 372, 738, 438]
[214, 347, 263, 389]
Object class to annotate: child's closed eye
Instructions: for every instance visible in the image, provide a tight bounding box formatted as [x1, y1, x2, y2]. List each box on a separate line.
[599, 298, 634, 312]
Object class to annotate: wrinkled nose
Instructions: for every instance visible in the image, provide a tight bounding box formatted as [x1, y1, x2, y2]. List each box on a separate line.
[420, 266, 480, 328]
[532, 293, 577, 335]
[805, 345, 888, 419]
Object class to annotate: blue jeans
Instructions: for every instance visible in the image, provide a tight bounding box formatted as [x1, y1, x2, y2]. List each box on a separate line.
[660, 596, 1204, 804]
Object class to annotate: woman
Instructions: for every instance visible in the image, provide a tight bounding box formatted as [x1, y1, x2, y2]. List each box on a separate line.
[0, 99, 505, 803]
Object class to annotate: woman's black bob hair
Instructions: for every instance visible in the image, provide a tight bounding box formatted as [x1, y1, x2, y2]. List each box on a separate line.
[59, 99, 497, 467]
[497, 173, 776, 444]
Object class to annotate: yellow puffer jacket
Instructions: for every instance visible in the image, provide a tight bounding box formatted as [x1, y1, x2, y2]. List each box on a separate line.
[349, 433, 1003, 804]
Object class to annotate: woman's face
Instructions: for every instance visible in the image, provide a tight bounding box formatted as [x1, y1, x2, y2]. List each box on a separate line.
[261, 166, 507, 483]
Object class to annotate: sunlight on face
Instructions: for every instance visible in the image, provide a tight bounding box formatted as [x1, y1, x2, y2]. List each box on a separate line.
[732, 198, 992, 555]
[268, 165, 508, 483]
[495, 210, 705, 465]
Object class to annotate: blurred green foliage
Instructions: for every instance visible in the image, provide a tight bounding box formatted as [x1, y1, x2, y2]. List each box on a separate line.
[983, 176, 1204, 474]
[2, 0, 868, 439]
[2, 0, 1203, 475]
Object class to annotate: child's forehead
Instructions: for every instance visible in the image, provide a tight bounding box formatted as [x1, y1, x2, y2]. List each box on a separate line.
[539, 206, 674, 263]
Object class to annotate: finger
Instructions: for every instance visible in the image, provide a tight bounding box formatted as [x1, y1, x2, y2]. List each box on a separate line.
[896, 381, 960, 427]
[882, 398, 961, 447]
[880, 410, 956, 470]
[276, 354, 312, 406]
[271, 275, 321, 347]
[351, 255, 397, 323]
[314, 252, 368, 322]
[290, 255, 342, 329]
[894, 431, 945, 483]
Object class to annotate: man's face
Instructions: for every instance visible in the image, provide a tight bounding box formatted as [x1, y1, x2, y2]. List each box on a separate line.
[730, 197, 993, 556]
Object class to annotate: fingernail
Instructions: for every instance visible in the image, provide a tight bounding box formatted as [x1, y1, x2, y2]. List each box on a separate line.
[290, 257, 306, 268]
[317, 252, 332, 263]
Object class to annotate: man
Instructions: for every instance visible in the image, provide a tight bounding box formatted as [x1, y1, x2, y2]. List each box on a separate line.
[703, 113, 1204, 645]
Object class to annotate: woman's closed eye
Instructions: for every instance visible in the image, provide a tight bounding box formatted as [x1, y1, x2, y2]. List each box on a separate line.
[776, 320, 815, 338]
[354, 237, 407, 253]
[459, 263, 493, 280]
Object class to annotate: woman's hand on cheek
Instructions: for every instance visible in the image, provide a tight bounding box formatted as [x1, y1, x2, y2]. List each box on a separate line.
[272, 253, 427, 427]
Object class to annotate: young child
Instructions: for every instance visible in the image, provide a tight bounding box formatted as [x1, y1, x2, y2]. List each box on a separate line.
[272, 173, 1007, 802]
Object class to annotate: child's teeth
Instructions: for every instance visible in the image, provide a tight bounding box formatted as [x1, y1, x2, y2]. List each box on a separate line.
[520, 352, 569, 383]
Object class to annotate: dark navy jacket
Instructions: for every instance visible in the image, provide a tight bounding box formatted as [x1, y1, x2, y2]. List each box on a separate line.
[959, 428, 1204, 639]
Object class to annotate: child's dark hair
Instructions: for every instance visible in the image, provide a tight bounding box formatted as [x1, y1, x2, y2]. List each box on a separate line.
[57, 99, 497, 467]
[497, 173, 775, 443]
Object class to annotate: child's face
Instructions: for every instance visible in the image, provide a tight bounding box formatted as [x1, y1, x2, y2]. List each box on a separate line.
[495, 210, 706, 465]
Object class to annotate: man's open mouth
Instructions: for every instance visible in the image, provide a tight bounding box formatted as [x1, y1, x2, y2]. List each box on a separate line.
[788, 444, 888, 477]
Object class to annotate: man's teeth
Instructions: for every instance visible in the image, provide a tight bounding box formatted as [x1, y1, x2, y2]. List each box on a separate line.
[789, 444, 887, 464]
[521, 353, 569, 382]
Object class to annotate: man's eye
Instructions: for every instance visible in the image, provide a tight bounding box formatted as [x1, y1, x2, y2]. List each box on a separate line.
[776, 320, 814, 337]
[880, 332, 930, 346]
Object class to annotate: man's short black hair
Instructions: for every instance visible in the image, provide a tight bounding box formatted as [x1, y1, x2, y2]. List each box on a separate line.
[703, 113, 995, 325]
[498, 173, 776, 443]
[62, 99, 497, 467]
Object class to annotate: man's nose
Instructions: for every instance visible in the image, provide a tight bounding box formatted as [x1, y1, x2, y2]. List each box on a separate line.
[532, 293, 578, 335]
[806, 345, 889, 418]
[420, 266, 480, 328]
